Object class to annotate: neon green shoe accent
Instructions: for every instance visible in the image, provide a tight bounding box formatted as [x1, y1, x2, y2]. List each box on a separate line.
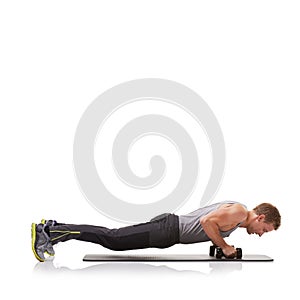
[45, 250, 55, 257]
[49, 230, 80, 242]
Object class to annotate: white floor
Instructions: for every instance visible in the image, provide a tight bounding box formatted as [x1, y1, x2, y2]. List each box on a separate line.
[29, 248, 295, 300]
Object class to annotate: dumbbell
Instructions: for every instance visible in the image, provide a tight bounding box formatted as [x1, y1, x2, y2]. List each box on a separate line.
[209, 245, 242, 259]
[209, 245, 217, 257]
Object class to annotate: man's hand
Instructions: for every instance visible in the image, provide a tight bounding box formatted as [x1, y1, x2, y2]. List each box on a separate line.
[222, 245, 236, 258]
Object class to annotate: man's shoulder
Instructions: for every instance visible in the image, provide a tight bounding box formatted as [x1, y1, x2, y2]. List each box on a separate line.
[217, 201, 248, 217]
[214, 200, 247, 209]
[227, 203, 248, 220]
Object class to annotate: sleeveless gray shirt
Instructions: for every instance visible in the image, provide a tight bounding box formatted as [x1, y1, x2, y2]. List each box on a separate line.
[178, 201, 246, 244]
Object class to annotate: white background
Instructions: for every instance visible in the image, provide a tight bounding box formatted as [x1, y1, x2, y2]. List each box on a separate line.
[1, 1, 299, 299]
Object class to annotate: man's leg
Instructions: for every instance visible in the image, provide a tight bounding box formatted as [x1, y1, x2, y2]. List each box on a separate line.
[49, 223, 151, 251]
[48, 214, 179, 251]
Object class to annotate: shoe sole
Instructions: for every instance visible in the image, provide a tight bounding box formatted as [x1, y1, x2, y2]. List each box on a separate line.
[31, 223, 45, 262]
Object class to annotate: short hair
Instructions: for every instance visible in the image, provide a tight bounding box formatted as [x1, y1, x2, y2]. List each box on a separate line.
[253, 203, 281, 230]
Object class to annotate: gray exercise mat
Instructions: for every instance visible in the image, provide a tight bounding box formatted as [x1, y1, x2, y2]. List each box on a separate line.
[83, 254, 273, 262]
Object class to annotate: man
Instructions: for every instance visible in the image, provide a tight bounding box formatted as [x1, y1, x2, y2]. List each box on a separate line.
[31, 201, 281, 262]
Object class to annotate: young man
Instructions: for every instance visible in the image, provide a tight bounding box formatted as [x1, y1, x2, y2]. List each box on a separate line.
[31, 201, 281, 262]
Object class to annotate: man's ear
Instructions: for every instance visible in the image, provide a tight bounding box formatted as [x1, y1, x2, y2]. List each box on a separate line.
[257, 214, 266, 222]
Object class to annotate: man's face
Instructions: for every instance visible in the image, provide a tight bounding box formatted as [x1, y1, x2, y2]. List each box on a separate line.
[247, 214, 275, 236]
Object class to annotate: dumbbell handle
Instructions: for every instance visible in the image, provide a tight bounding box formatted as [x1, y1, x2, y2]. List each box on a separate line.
[215, 246, 243, 259]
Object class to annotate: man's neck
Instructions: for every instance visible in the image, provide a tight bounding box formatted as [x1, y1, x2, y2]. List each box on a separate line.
[239, 210, 256, 228]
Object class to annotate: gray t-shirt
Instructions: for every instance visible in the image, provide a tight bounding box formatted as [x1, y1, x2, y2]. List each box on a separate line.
[178, 201, 246, 244]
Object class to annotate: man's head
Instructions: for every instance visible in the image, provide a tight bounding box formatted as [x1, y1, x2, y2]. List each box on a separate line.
[247, 203, 281, 236]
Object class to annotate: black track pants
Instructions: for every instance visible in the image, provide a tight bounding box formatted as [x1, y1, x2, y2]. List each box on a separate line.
[49, 214, 179, 251]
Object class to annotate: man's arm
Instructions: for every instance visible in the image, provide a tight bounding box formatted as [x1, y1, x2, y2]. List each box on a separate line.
[200, 204, 247, 257]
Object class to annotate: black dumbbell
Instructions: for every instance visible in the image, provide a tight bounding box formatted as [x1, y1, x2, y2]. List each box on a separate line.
[216, 247, 224, 259]
[213, 245, 243, 259]
[236, 247, 242, 259]
[209, 245, 217, 257]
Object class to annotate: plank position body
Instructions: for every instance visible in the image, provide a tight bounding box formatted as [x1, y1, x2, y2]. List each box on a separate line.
[31, 201, 281, 262]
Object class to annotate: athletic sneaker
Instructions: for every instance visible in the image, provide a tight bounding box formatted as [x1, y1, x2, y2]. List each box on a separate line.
[40, 219, 56, 256]
[31, 223, 53, 262]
